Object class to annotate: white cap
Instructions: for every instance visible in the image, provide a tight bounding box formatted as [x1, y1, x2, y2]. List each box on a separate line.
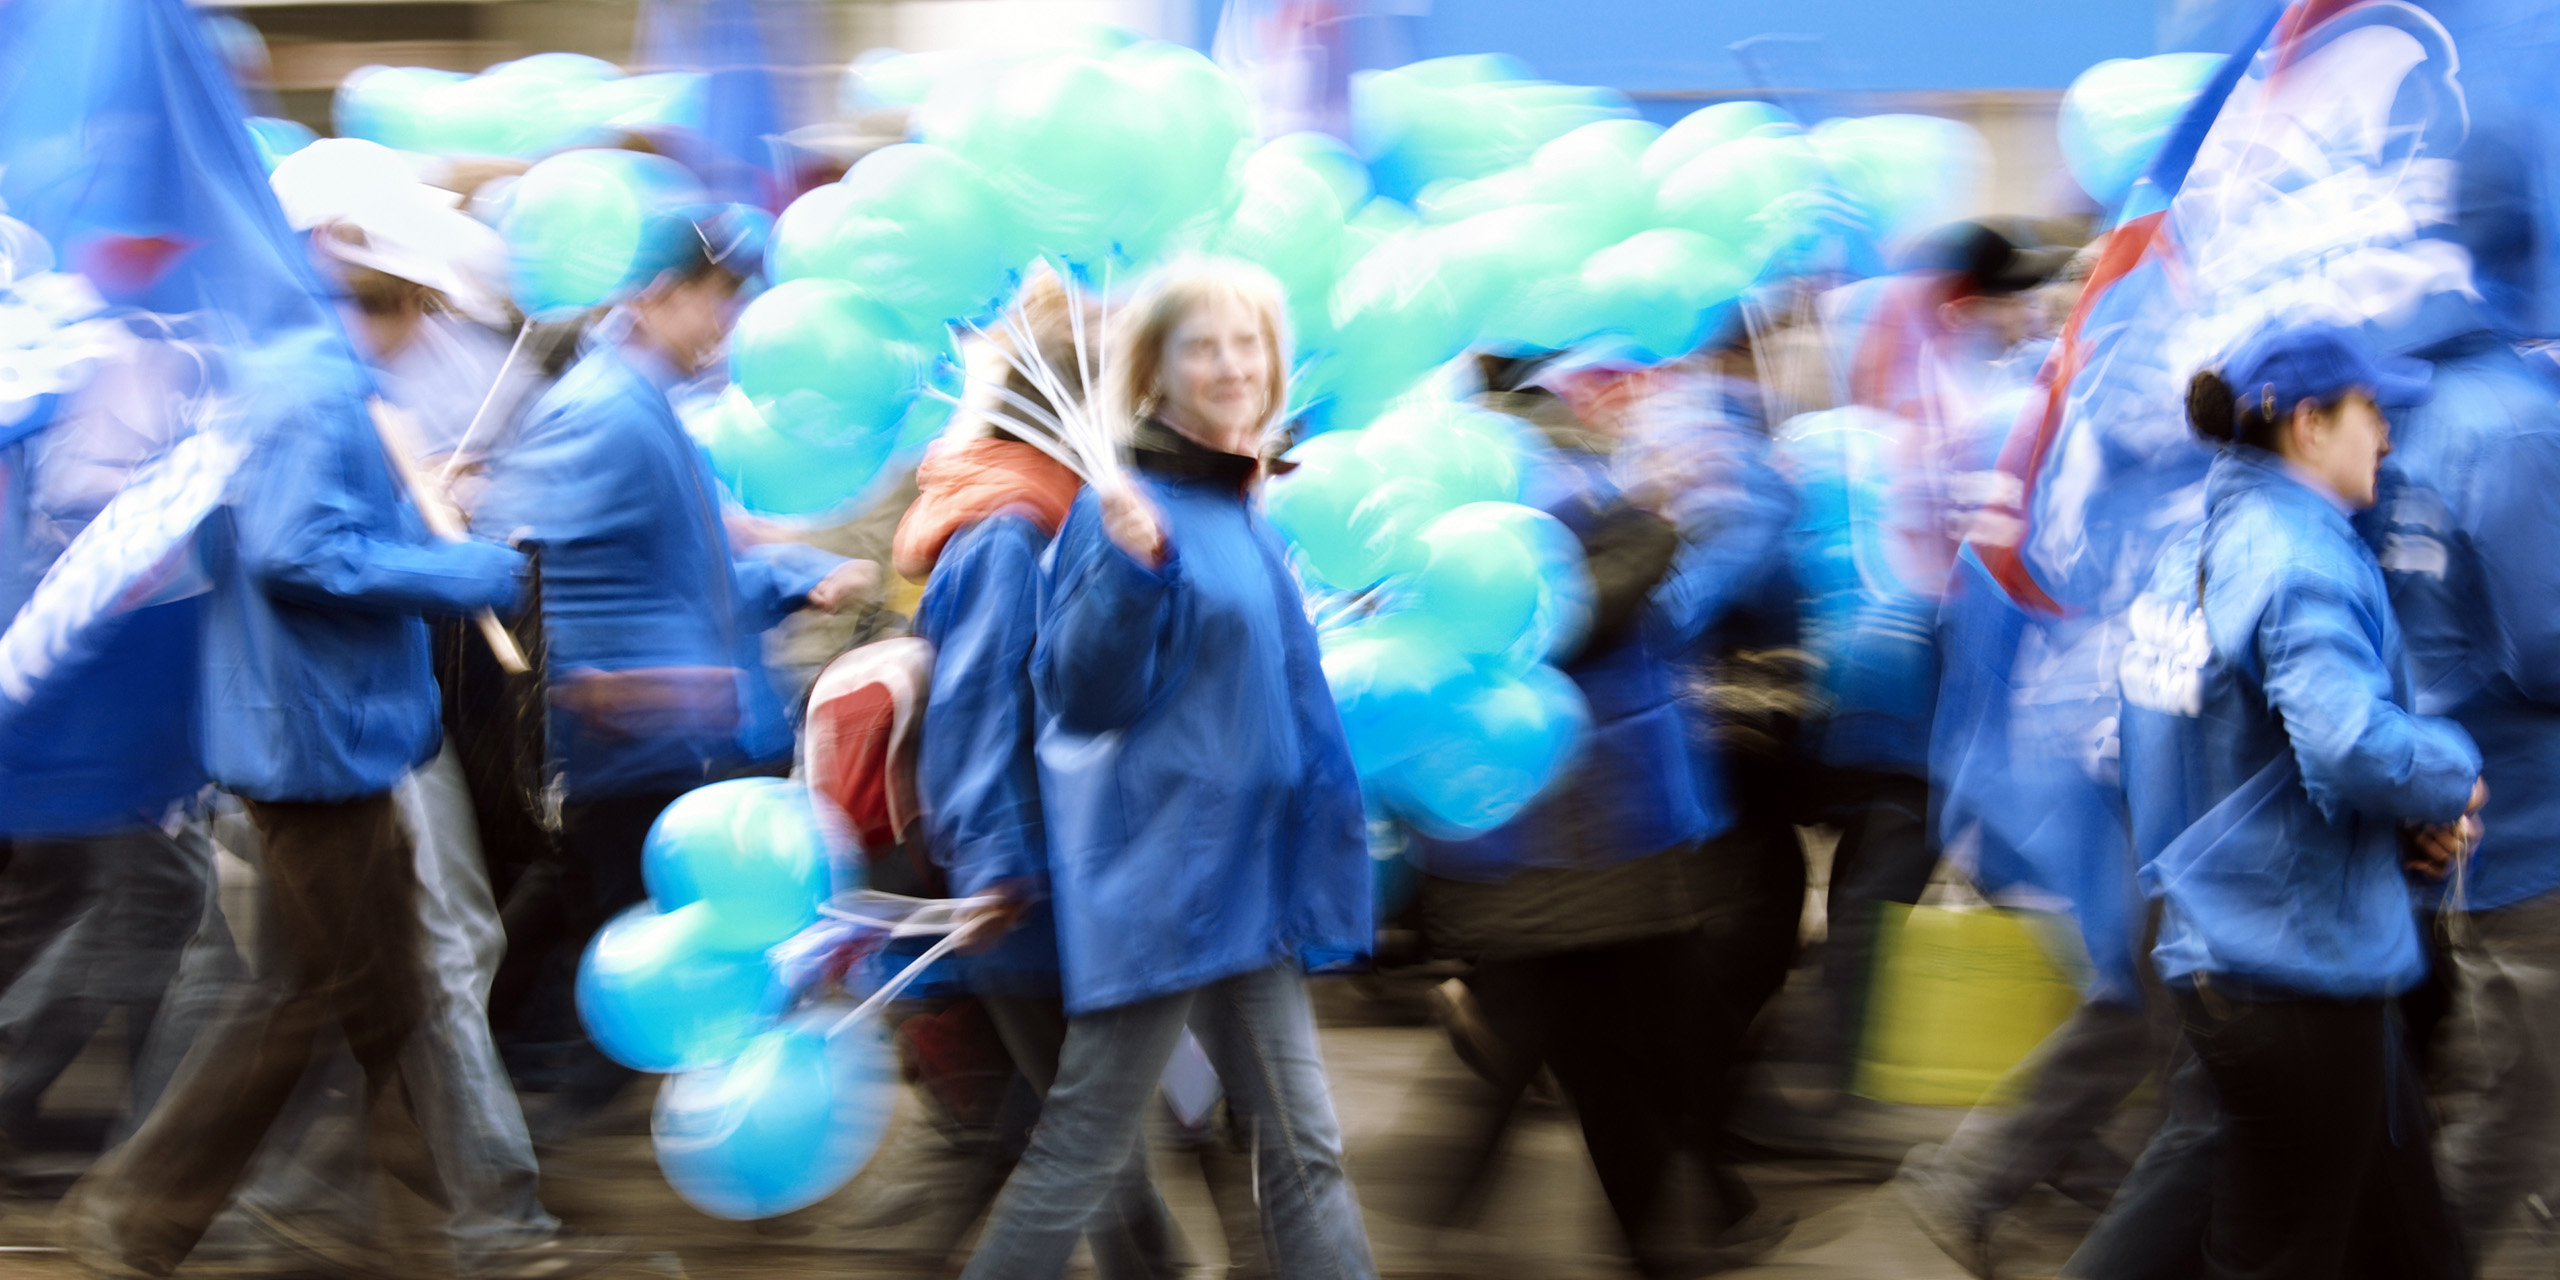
[270, 138, 511, 326]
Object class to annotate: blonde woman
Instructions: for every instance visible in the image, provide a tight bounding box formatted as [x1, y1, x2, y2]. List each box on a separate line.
[958, 259, 1377, 1279]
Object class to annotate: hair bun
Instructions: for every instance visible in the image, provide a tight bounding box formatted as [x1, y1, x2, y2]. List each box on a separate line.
[2187, 369, 2237, 444]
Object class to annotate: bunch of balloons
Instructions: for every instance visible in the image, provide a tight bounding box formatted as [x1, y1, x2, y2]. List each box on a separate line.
[335, 55, 702, 160]
[2058, 54, 2226, 208]
[574, 778, 897, 1219]
[1266, 403, 1597, 838]
[1274, 73, 1988, 429]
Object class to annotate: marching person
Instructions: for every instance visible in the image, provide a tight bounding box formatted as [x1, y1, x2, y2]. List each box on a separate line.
[958, 258, 1377, 1280]
[470, 208, 871, 1139]
[895, 274, 1186, 1276]
[2114, 322, 2482, 1280]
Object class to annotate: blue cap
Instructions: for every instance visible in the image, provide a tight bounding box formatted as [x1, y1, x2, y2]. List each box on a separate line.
[2223, 321, 2433, 414]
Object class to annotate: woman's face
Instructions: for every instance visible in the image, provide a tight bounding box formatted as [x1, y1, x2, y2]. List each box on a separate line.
[1155, 295, 1270, 456]
[2289, 388, 2392, 509]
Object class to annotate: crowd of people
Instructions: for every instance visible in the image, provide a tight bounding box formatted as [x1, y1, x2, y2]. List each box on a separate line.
[11, 4, 2560, 1280]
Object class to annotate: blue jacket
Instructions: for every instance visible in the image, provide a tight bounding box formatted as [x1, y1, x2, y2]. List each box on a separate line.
[2356, 330, 2560, 910]
[196, 343, 527, 803]
[2120, 449, 2479, 998]
[913, 514, 1064, 996]
[1408, 424, 1790, 881]
[474, 342, 840, 800]
[1032, 433, 1370, 1014]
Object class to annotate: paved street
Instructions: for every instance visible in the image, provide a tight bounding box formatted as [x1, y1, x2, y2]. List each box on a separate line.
[0, 974, 2123, 1280]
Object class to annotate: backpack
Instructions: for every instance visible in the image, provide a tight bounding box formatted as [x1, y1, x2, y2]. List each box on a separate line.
[803, 635, 939, 895]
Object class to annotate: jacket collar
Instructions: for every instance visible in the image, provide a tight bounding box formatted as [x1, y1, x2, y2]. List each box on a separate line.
[1131, 417, 1259, 492]
[2207, 444, 2355, 524]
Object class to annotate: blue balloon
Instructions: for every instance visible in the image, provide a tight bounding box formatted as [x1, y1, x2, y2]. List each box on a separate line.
[653, 1016, 901, 1219]
[1319, 616, 1472, 777]
[1380, 663, 1591, 839]
[576, 904, 790, 1073]
[640, 778, 837, 952]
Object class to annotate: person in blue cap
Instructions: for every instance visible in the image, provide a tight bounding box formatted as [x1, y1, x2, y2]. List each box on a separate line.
[2356, 291, 2560, 1260]
[470, 203, 873, 1140]
[2115, 320, 2484, 1280]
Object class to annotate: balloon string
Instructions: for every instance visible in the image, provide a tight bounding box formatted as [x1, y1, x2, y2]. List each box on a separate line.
[828, 928, 970, 1038]
[436, 322, 535, 487]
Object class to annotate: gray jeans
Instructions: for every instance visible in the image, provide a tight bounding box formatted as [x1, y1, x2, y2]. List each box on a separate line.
[236, 747, 557, 1266]
[961, 965, 1377, 1280]
[2437, 886, 2560, 1252]
[1926, 994, 2170, 1224]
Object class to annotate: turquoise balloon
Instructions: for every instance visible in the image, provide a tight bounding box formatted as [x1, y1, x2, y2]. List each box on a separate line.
[1577, 228, 1752, 361]
[1265, 431, 1391, 590]
[640, 778, 836, 952]
[500, 149, 706, 320]
[2058, 54, 2224, 208]
[688, 387, 895, 519]
[487, 52, 622, 84]
[1319, 616, 1472, 776]
[1303, 230, 1476, 426]
[334, 66, 467, 152]
[1395, 502, 1549, 656]
[247, 117, 317, 173]
[1654, 128, 1827, 264]
[730, 279, 932, 444]
[1527, 119, 1661, 239]
[576, 72, 705, 134]
[1262, 131, 1374, 211]
[654, 1017, 900, 1219]
[1640, 101, 1792, 185]
[1210, 144, 1351, 347]
[1813, 114, 1988, 246]
[576, 904, 789, 1073]
[769, 145, 1021, 320]
[1380, 663, 1591, 839]
[1434, 202, 1621, 346]
[1354, 59, 1632, 202]
[925, 44, 1247, 265]
[1357, 403, 1521, 509]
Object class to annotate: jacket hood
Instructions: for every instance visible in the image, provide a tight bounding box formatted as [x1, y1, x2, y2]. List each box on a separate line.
[892, 437, 1082, 580]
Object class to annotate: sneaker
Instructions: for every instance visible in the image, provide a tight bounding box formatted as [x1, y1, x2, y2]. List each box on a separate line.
[1894, 1145, 1993, 1279]
[464, 1229, 637, 1280]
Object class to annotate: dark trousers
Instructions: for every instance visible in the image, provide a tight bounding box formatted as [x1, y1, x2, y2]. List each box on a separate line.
[1438, 933, 1700, 1274]
[0, 825, 212, 1133]
[2063, 1047, 2221, 1280]
[2173, 984, 2463, 1280]
[488, 789, 687, 1132]
[78, 794, 432, 1271]
[1816, 769, 1938, 1075]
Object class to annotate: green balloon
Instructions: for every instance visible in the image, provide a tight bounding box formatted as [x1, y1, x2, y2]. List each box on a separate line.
[924, 44, 1247, 266]
[1210, 145, 1349, 350]
[1358, 402, 1522, 508]
[768, 144, 1020, 321]
[1435, 202, 1621, 347]
[1394, 502, 1550, 656]
[1654, 128, 1827, 265]
[1261, 131, 1373, 211]
[1412, 168, 1538, 225]
[1814, 114, 1988, 245]
[1577, 228, 1752, 361]
[729, 280, 931, 445]
[686, 388, 893, 518]
[1527, 119, 1662, 239]
[1639, 101, 1792, 185]
[501, 149, 706, 320]
[1264, 431, 1391, 589]
[1306, 230, 1476, 426]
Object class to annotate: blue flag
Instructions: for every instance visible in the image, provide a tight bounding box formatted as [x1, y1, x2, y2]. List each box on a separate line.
[0, 0, 373, 832]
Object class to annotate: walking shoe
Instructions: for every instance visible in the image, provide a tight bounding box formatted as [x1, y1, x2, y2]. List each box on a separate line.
[1893, 1144, 1993, 1279]
[464, 1228, 638, 1280]
[54, 1176, 172, 1280]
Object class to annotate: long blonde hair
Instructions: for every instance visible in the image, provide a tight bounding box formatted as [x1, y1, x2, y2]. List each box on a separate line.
[1106, 256, 1292, 443]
